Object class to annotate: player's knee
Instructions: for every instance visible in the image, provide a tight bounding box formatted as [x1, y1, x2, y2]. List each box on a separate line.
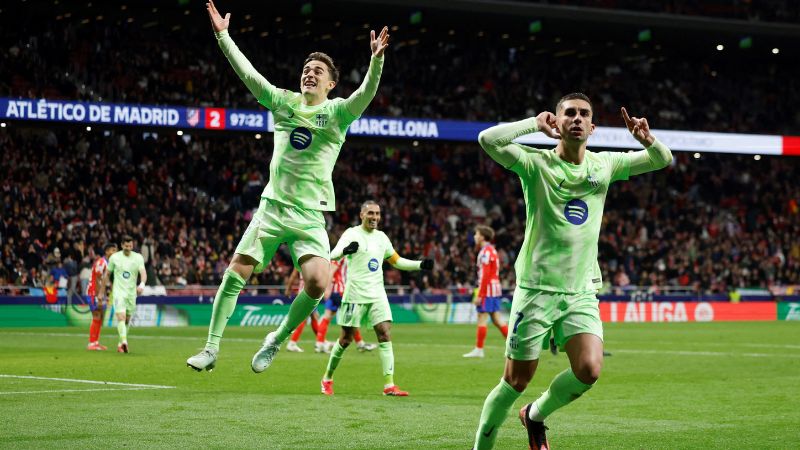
[376, 330, 391, 342]
[502, 374, 529, 392]
[302, 275, 327, 298]
[339, 336, 352, 347]
[575, 361, 602, 385]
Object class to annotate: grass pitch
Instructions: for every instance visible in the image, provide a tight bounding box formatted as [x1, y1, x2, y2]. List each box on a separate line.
[1, 322, 798, 449]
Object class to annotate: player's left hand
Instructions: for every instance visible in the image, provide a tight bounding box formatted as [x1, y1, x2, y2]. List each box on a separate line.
[621, 107, 655, 147]
[420, 259, 434, 270]
[370, 26, 390, 57]
[136, 286, 144, 295]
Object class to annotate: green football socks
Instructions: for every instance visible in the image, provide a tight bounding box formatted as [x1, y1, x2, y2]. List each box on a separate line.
[205, 269, 246, 351]
[378, 341, 394, 386]
[274, 290, 322, 344]
[474, 379, 522, 450]
[324, 341, 346, 380]
[117, 321, 127, 343]
[531, 368, 593, 420]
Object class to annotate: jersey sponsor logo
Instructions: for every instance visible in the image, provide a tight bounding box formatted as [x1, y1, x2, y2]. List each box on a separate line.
[564, 199, 589, 225]
[289, 127, 313, 150]
[122, 271, 131, 279]
[368, 258, 380, 272]
[315, 113, 328, 127]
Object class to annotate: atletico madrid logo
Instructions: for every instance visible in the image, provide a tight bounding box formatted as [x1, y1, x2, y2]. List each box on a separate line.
[316, 113, 328, 127]
[186, 108, 200, 127]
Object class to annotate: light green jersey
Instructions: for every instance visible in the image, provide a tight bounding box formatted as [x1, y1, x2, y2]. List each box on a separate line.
[510, 148, 630, 293]
[216, 30, 384, 211]
[332, 226, 395, 304]
[107, 250, 145, 297]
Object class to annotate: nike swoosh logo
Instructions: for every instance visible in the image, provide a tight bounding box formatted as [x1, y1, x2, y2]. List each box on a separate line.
[288, 111, 294, 118]
[558, 179, 565, 189]
[483, 425, 495, 437]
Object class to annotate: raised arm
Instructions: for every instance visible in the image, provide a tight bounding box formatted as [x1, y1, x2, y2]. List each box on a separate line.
[478, 112, 560, 168]
[621, 107, 673, 176]
[386, 252, 433, 272]
[341, 27, 389, 118]
[207, 1, 279, 107]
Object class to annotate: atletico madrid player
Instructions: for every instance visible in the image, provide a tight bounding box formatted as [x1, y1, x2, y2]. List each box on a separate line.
[86, 243, 117, 351]
[463, 226, 508, 358]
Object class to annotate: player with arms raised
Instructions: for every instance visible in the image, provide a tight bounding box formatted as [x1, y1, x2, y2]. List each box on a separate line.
[320, 201, 433, 396]
[463, 225, 508, 358]
[187, 1, 390, 373]
[472, 94, 673, 449]
[86, 243, 117, 350]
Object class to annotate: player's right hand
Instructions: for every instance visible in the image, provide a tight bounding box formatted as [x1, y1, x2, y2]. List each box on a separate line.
[343, 242, 359, 255]
[535, 111, 560, 140]
[206, 0, 230, 33]
[420, 259, 434, 270]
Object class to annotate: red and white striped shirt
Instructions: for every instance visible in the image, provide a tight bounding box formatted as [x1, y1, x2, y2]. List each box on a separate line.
[87, 256, 108, 297]
[331, 259, 347, 295]
[477, 244, 502, 299]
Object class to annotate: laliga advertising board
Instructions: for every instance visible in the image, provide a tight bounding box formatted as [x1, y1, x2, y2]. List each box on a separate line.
[600, 301, 776, 322]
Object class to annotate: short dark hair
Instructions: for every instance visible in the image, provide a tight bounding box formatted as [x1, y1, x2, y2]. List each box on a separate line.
[556, 92, 593, 113]
[360, 200, 379, 211]
[304, 52, 339, 83]
[475, 225, 495, 242]
[104, 243, 118, 252]
[121, 235, 134, 244]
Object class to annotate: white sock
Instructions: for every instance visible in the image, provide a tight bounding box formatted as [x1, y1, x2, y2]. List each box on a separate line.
[384, 383, 394, 389]
[528, 403, 545, 422]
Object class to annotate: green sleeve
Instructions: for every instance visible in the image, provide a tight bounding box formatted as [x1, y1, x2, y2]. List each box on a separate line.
[215, 30, 287, 110]
[478, 117, 539, 169]
[339, 55, 384, 122]
[626, 139, 673, 177]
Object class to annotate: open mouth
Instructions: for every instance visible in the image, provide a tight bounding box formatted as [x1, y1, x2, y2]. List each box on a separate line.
[303, 79, 317, 88]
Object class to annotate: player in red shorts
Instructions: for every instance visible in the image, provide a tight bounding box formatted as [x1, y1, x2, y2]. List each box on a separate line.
[86, 243, 117, 350]
[464, 226, 508, 358]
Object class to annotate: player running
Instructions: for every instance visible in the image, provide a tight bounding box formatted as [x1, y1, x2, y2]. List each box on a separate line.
[320, 201, 433, 396]
[315, 259, 377, 353]
[187, 0, 389, 373]
[98, 236, 146, 354]
[463, 226, 508, 358]
[86, 243, 117, 351]
[472, 95, 673, 449]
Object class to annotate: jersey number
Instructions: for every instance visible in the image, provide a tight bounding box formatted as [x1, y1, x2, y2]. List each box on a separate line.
[512, 312, 524, 334]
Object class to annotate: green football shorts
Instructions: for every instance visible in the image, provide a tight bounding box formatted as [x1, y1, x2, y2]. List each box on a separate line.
[113, 292, 136, 315]
[235, 198, 330, 273]
[337, 300, 392, 328]
[505, 287, 603, 361]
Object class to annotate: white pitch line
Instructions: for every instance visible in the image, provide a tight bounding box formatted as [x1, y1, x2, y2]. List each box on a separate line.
[0, 374, 175, 389]
[0, 387, 171, 396]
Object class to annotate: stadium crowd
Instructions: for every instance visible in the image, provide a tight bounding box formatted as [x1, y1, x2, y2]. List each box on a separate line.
[1, 128, 798, 295]
[2, 1, 798, 134]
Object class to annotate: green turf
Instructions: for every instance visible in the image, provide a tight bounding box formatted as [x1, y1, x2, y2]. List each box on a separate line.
[0, 322, 798, 449]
